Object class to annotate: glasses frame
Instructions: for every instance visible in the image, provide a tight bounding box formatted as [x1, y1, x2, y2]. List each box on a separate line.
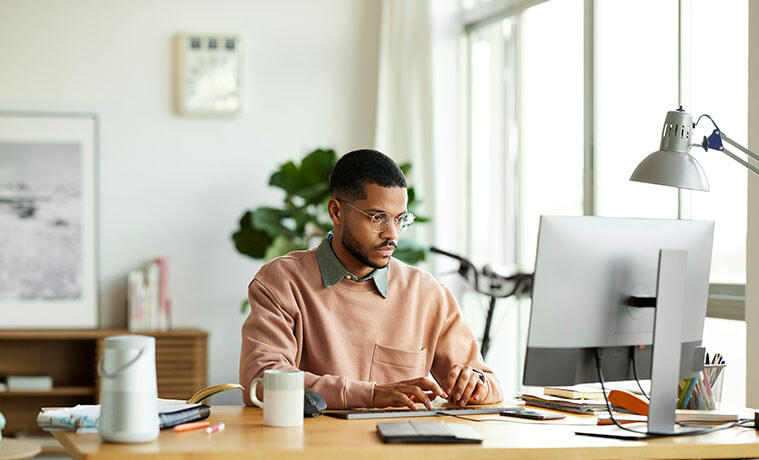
[337, 199, 415, 233]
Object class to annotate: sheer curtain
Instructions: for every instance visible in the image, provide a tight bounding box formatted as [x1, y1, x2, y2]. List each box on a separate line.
[375, 0, 435, 248]
[374, 0, 461, 254]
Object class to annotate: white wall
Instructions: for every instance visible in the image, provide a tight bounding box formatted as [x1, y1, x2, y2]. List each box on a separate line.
[0, 0, 381, 404]
[747, 0, 758, 408]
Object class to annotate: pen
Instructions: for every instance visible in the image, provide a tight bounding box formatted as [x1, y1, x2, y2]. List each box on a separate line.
[206, 422, 225, 434]
[173, 421, 210, 432]
[681, 374, 698, 409]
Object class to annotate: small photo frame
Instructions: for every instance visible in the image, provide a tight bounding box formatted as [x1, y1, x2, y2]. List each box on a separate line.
[0, 112, 98, 328]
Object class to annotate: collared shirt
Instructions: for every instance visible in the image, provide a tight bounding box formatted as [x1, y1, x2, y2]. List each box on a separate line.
[316, 232, 388, 298]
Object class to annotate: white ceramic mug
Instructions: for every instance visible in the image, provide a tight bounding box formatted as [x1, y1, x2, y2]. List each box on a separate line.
[250, 369, 304, 427]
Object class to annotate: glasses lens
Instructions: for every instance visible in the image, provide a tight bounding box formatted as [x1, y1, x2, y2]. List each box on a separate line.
[399, 213, 415, 232]
[370, 213, 391, 232]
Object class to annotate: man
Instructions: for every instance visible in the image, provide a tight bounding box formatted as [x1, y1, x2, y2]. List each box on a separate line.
[240, 149, 502, 410]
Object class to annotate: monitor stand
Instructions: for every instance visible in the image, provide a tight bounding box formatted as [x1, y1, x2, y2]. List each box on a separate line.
[647, 249, 687, 435]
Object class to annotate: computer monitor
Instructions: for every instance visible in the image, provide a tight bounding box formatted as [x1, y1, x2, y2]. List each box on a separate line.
[523, 216, 714, 434]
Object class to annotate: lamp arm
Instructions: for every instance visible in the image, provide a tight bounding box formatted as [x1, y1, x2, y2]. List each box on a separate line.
[720, 133, 759, 164]
[714, 133, 759, 176]
[718, 146, 759, 176]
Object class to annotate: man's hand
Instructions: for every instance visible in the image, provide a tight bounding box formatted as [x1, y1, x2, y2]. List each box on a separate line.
[373, 377, 448, 410]
[445, 364, 487, 407]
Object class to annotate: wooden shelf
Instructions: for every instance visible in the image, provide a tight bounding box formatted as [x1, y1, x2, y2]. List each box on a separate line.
[0, 386, 95, 397]
[0, 329, 207, 436]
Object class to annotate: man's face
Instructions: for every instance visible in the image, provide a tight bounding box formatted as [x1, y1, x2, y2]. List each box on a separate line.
[339, 183, 408, 270]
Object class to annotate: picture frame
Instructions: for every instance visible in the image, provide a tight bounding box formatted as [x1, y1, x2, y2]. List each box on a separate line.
[0, 112, 99, 328]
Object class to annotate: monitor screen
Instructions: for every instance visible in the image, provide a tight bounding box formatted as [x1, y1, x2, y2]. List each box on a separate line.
[523, 216, 713, 387]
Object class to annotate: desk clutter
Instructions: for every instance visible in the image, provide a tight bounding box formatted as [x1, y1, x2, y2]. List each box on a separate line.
[37, 403, 210, 434]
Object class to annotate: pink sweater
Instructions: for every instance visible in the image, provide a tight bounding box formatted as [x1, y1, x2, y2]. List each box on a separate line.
[240, 248, 503, 408]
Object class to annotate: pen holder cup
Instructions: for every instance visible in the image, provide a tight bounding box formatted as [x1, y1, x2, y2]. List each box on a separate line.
[677, 364, 726, 411]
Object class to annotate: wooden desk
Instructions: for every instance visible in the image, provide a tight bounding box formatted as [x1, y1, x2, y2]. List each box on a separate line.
[51, 406, 759, 460]
[0, 439, 41, 460]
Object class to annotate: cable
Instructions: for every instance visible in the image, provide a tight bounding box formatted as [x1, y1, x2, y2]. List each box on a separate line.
[595, 349, 738, 437]
[438, 412, 597, 426]
[737, 418, 755, 429]
[631, 346, 650, 401]
[595, 349, 649, 436]
[694, 113, 721, 132]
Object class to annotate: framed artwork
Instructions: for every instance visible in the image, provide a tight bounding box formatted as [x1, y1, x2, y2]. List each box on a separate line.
[0, 112, 98, 328]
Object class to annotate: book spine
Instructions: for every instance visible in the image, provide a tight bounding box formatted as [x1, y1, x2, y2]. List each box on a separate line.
[127, 270, 145, 332]
[155, 257, 170, 331]
[146, 262, 161, 331]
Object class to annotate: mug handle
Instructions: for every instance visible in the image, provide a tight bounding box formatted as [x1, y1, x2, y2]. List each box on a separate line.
[249, 377, 264, 409]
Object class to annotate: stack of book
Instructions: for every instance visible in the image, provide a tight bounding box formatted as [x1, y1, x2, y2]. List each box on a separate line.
[518, 393, 612, 415]
[128, 257, 170, 331]
[6, 375, 53, 391]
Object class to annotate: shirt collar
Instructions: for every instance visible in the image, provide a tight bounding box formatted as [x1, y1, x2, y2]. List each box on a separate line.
[316, 232, 388, 298]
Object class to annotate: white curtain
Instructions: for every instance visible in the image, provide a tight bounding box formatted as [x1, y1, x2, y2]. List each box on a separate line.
[374, 0, 461, 253]
[375, 0, 435, 247]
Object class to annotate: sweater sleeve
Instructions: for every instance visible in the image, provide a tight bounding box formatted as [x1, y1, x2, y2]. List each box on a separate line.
[429, 286, 503, 404]
[240, 279, 375, 409]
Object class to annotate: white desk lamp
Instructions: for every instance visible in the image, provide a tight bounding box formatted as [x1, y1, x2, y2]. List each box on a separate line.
[631, 106, 759, 190]
[625, 107, 755, 435]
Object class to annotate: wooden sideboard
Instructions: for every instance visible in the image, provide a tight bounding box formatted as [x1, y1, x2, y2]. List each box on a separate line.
[0, 329, 207, 443]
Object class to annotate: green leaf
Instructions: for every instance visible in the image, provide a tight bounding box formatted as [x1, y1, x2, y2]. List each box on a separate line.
[231, 211, 274, 259]
[269, 161, 305, 195]
[399, 162, 412, 176]
[300, 149, 337, 186]
[407, 187, 417, 205]
[264, 235, 307, 260]
[252, 207, 299, 239]
[240, 298, 250, 313]
[296, 182, 331, 205]
[393, 240, 427, 265]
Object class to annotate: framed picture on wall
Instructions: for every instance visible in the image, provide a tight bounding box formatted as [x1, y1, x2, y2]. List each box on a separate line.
[0, 112, 98, 328]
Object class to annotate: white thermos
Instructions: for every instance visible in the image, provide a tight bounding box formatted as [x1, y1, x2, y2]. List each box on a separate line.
[98, 335, 159, 443]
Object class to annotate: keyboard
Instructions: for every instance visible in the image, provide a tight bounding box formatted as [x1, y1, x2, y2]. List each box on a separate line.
[324, 406, 514, 420]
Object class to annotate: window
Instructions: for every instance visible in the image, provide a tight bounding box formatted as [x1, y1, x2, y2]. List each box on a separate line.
[460, 0, 748, 403]
[518, 0, 583, 271]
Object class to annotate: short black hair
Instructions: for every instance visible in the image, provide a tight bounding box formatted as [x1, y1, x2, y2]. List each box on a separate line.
[329, 149, 407, 200]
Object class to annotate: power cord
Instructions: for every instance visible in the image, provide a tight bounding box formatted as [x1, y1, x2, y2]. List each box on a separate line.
[595, 348, 737, 437]
[630, 346, 650, 401]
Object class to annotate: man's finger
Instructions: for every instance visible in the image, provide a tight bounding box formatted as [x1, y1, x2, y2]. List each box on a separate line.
[472, 381, 487, 402]
[412, 377, 448, 399]
[452, 367, 472, 401]
[408, 385, 433, 410]
[445, 365, 463, 394]
[397, 393, 417, 410]
[458, 372, 479, 406]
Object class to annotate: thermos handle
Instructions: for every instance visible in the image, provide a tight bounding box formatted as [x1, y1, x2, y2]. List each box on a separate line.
[98, 347, 146, 378]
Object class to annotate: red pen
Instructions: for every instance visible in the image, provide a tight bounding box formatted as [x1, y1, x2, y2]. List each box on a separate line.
[206, 422, 225, 434]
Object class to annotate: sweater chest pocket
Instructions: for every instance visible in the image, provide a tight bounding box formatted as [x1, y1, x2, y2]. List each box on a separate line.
[368, 343, 427, 383]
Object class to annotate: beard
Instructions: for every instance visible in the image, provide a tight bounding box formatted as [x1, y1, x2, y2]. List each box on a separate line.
[342, 225, 395, 270]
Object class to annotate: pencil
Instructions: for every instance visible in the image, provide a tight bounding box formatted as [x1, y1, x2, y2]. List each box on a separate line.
[173, 421, 210, 432]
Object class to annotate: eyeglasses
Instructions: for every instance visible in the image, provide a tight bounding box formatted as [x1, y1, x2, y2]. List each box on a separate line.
[337, 199, 415, 233]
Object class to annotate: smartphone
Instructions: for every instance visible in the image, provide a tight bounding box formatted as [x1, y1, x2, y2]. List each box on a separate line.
[499, 407, 565, 420]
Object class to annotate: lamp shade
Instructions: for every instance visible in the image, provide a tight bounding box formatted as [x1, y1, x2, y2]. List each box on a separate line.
[629, 109, 710, 191]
